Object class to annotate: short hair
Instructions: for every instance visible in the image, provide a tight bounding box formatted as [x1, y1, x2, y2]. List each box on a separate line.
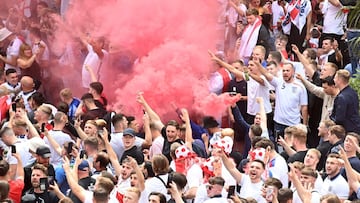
[323, 36, 335, 44]
[0, 127, 14, 139]
[322, 76, 335, 86]
[250, 124, 262, 137]
[53, 112, 67, 124]
[336, 69, 351, 83]
[264, 177, 283, 189]
[172, 172, 188, 189]
[252, 159, 265, 169]
[329, 125, 346, 139]
[304, 48, 317, 60]
[58, 197, 74, 203]
[277, 188, 293, 203]
[90, 82, 104, 94]
[38, 104, 52, 116]
[100, 171, 117, 185]
[151, 154, 170, 174]
[5, 68, 17, 76]
[208, 176, 225, 186]
[323, 119, 336, 128]
[95, 152, 110, 168]
[81, 93, 94, 101]
[84, 136, 99, 149]
[267, 61, 277, 67]
[170, 142, 182, 159]
[32, 163, 48, 176]
[246, 8, 259, 16]
[320, 194, 341, 203]
[59, 88, 73, 100]
[57, 101, 69, 114]
[29, 27, 42, 38]
[0, 180, 10, 200]
[284, 126, 297, 137]
[0, 160, 10, 176]
[325, 62, 339, 74]
[268, 51, 282, 63]
[251, 136, 263, 148]
[149, 192, 166, 203]
[254, 45, 266, 56]
[301, 167, 318, 178]
[293, 126, 307, 144]
[347, 132, 360, 145]
[125, 187, 141, 199]
[29, 92, 46, 107]
[307, 148, 321, 160]
[96, 176, 115, 193]
[277, 34, 288, 44]
[292, 161, 305, 171]
[166, 120, 179, 130]
[37, 1, 49, 8]
[111, 113, 126, 126]
[254, 138, 275, 150]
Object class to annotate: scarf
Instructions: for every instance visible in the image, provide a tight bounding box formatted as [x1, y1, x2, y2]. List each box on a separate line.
[238, 17, 262, 59]
[282, 0, 311, 34]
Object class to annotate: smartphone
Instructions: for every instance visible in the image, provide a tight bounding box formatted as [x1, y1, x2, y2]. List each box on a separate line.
[80, 150, 87, 159]
[10, 145, 16, 153]
[67, 142, 73, 155]
[40, 177, 49, 191]
[266, 186, 274, 201]
[41, 123, 46, 132]
[12, 103, 16, 112]
[48, 176, 55, 186]
[166, 173, 173, 188]
[227, 185, 236, 198]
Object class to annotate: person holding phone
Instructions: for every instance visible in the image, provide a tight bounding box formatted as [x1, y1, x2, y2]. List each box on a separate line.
[23, 164, 63, 203]
[202, 177, 228, 203]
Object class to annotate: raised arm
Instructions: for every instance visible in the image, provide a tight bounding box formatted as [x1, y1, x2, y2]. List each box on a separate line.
[256, 60, 274, 82]
[128, 156, 145, 191]
[208, 50, 244, 80]
[291, 45, 315, 78]
[100, 128, 122, 176]
[339, 146, 360, 192]
[44, 129, 62, 155]
[296, 73, 325, 99]
[73, 119, 88, 141]
[231, 104, 250, 131]
[288, 164, 312, 203]
[17, 54, 38, 69]
[12, 152, 24, 181]
[180, 108, 193, 151]
[142, 113, 152, 148]
[136, 92, 164, 128]
[256, 97, 268, 134]
[220, 150, 243, 183]
[84, 64, 98, 83]
[63, 157, 87, 202]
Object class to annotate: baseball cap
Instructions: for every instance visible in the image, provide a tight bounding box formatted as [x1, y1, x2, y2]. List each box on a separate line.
[78, 160, 90, 171]
[123, 128, 136, 137]
[28, 137, 46, 153]
[36, 145, 51, 158]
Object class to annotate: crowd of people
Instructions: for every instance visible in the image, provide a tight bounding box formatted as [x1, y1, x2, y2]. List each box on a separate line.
[0, 0, 359, 203]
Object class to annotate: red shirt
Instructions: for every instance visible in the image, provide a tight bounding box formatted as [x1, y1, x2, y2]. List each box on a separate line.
[9, 179, 24, 203]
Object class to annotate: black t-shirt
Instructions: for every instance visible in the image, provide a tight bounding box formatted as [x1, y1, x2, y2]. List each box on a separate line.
[69, 176, 95, 203]
[22, 189, 59, 203]
[120, 145, 144, 164]
[287, 150, 308, 164]
[316, 140, 332, 171]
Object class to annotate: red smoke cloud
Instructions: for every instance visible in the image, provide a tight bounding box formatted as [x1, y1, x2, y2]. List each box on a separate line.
[60, 0, 238, 119]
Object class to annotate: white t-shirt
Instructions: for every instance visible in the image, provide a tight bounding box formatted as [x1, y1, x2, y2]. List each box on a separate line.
[149, 136, 164, 159]
[44, 130, 72, 167]
[145, 174, 171, 201]
[322, 0, 346, 35]
[239, 175, 266, 203]
[247, 75, 272, 115]
[18, 90, 36, 112]
[270, 77, 308, 126]
[81, 44, 108, 88]
[322, 174, 349, 200]
[267, 154, 289, 187]
[5, 37, 22, 74]
[292, 189, 321, 203]
[110, 132, 144, 160]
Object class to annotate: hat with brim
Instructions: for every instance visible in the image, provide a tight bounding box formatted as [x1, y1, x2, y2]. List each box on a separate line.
[36, 145, 51, 158]
[123, 128, 136, 137]
[0, 28, 12, 42]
